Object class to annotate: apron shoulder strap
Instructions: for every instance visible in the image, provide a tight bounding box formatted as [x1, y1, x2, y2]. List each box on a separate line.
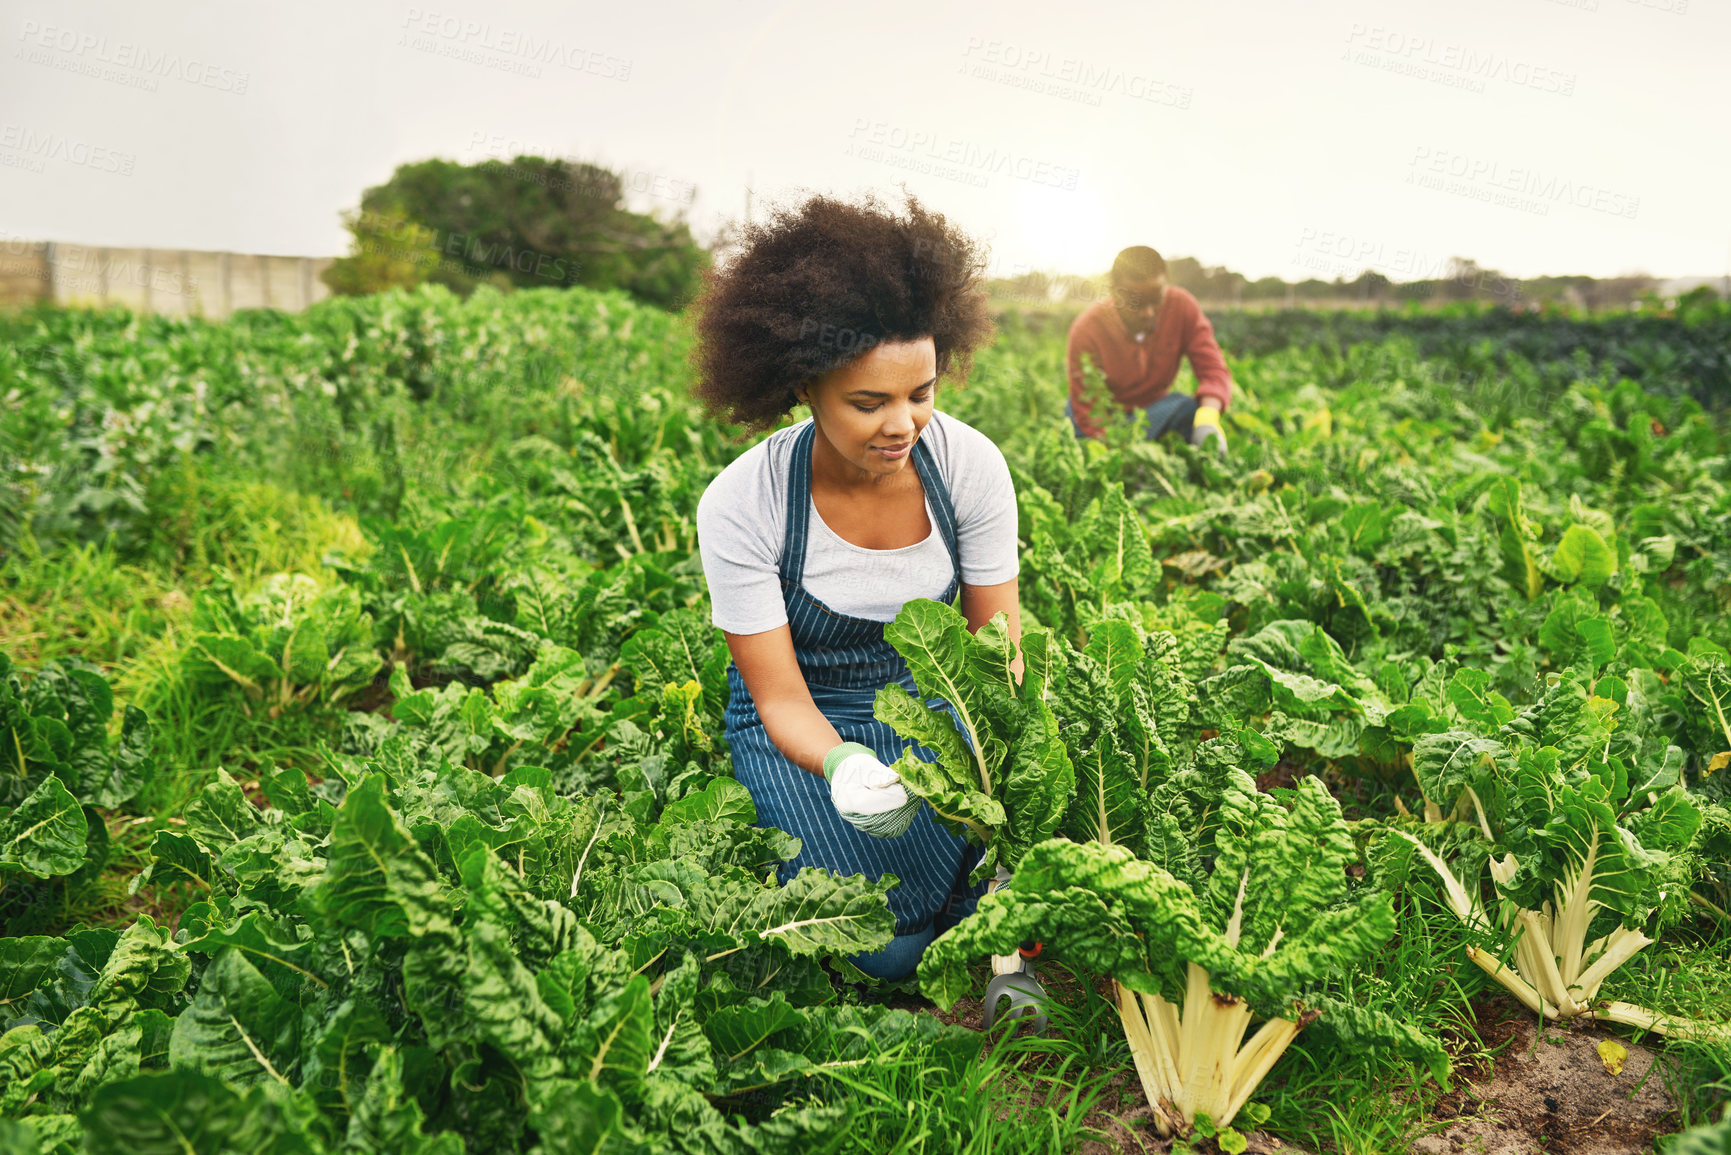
[911, 437, 962, 580]
[780, 422, 817, 584]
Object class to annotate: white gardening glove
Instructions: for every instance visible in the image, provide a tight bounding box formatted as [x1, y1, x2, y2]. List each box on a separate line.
[823, 742, 920, 838]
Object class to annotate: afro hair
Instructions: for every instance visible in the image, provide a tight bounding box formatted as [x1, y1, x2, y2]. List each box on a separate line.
[690, 190, 995, 430]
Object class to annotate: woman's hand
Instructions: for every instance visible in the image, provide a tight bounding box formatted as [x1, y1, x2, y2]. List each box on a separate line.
[824, 743, 919, 838]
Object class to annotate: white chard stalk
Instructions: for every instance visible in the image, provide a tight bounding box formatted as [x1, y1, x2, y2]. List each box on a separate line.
[1115, 871, 1318, 1136]
[1399, 831, 1728, 1041]
[1115, 966, 1313, 1137]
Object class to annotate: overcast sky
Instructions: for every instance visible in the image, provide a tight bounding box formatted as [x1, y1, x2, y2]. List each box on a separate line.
[2, 0, 1725, 283]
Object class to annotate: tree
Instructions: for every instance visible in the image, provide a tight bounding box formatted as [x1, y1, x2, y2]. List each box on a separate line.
[1243, 275, 1288, 302]
[1347, 269, 1392, 303]
[320, 201, 441, 298]
[323, 156, 708, 310]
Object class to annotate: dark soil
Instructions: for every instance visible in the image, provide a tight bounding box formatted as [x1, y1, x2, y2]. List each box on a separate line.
[896, 974, 1682, 1155]
[1412, 997, 1679, 1155]
[1254, 759, 1306, 794]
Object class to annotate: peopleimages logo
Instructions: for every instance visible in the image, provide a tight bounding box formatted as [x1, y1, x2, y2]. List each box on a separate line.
[1341, 23, 1576, 96]
[1291, 227, 1526, 302]
[398, 9, 631, 80]
[462, 132, 696, 204]
[14, 20, 250, 93]
[958, 38, 1194, 109]
[1406, 146, 1640, 220]
[846, 120, 1081, 191]
[0, 124, 136, 175]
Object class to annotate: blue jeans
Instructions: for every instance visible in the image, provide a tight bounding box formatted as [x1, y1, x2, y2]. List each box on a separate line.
[851, 924, 936, 980]
[847, 848, 987, 980]
[1067, 392, 1198, 441]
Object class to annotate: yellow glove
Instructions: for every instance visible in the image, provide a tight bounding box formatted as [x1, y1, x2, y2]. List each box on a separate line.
[1189, 403, 1226, 455]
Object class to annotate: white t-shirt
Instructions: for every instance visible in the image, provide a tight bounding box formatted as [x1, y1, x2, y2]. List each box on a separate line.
[696, 412, 1020, 635]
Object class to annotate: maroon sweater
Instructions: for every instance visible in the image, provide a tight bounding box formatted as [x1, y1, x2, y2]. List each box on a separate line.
[1066, 287, 1234, 437]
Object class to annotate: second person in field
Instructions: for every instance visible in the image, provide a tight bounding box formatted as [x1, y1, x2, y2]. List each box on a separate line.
[1067, 245, 1234, 452]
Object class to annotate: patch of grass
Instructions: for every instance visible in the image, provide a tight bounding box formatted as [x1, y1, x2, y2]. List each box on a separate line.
[1262, 1052, 1435, 1155]
[849, 960, 1148, 1150]
[1324, 1068, 1439, 1155]
[0, 530, 187, 672]
[131, 666, 343, 816]
[3, 461, 366, 679]
[5, 462, 371, 813]
[809, 1003, 1118, 1154]
[1603, 924, 1731, 1029]
[1257, 897, 1491, 1153]
[139, 454, 370, 580]
[7, 556, 349, 818]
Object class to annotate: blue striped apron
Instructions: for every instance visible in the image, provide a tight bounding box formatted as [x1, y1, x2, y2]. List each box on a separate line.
[723, 421, 981, 955]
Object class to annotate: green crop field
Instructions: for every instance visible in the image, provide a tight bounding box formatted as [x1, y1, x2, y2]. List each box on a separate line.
[1, 286, 1728, 1154]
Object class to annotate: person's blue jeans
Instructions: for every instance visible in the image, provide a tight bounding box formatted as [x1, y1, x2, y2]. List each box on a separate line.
[847, 849, 988, 980]
[1067, 392, 1198, 441]
[850, 923, 936, 980]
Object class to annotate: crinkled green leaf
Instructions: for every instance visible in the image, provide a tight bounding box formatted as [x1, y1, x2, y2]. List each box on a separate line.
[1411, 731, 1507, 812]
[0, 775, 87, 878]
[702, 992, 807, 1064]
[80, 1068, 326, 1155]
[308, 774, 454, 940]
[1547, 524, 1616, 588]
[1446, 669, 1515, 730]
[167, 948, 299, 1086]
[657, 776, 753, 827]
[341, 1044, 464, 1155]
[877, 599, 1074, 869]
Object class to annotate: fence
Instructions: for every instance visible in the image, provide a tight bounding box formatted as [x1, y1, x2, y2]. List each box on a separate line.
[0, 239, 336, 319]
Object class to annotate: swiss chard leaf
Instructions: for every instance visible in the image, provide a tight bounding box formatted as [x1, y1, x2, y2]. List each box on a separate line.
[875, 600, 1074, 877]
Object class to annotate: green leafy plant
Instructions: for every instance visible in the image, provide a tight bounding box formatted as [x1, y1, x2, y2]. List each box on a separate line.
[1396, 669, 1727, 1039]
[921, 770, 1446, 1137]
[54, 724, 928, 1153]
[379, 640, 615, 778]
[0, 653, 153, 812]
[0, 653, 158, 930]
[181, 573, 382, 718]
[872, 599, 1074, 881]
